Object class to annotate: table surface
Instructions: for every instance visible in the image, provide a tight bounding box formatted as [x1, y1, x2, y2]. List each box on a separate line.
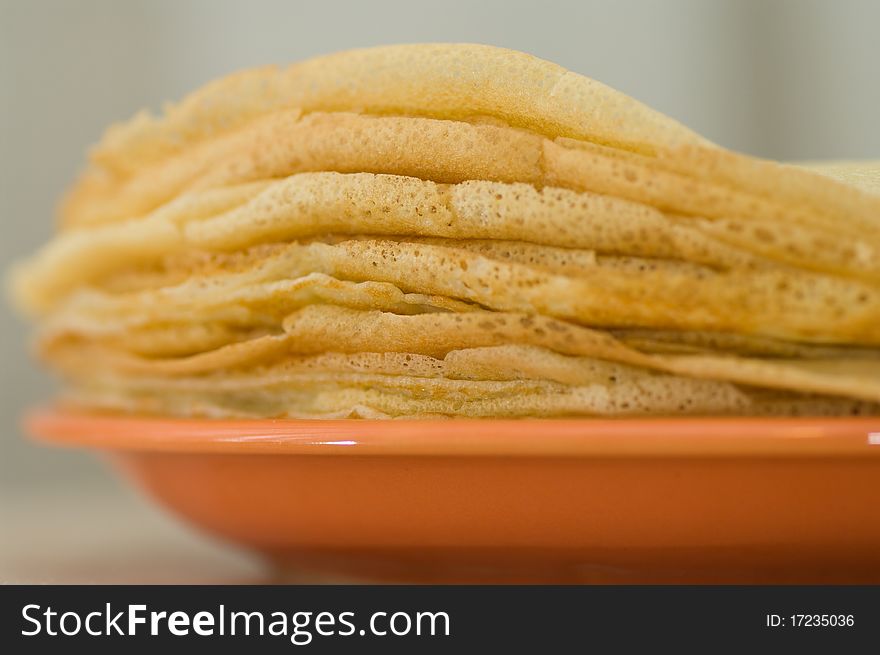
[1, 480, 269, 584]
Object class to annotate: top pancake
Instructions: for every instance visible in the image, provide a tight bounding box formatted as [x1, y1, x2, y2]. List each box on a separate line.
[61, 44, 880, 237]
[86, 43, 706, 176]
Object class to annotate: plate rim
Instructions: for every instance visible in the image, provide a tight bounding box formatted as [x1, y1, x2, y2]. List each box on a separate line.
[24, 406, 880, 458]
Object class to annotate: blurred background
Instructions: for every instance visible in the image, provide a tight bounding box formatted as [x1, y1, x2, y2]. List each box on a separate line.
[1, 0, 878, 580]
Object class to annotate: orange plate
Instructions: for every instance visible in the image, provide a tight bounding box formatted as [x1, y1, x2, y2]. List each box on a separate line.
[25, 408, 880, 583]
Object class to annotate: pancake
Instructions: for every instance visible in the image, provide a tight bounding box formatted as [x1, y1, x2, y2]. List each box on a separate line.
[35, 238, 880, 345]
[40, 305, 880, 403]
[8, 44, 880, 419]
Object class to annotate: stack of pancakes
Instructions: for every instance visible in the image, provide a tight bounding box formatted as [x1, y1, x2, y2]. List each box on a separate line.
[10, 44, 880, 418]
